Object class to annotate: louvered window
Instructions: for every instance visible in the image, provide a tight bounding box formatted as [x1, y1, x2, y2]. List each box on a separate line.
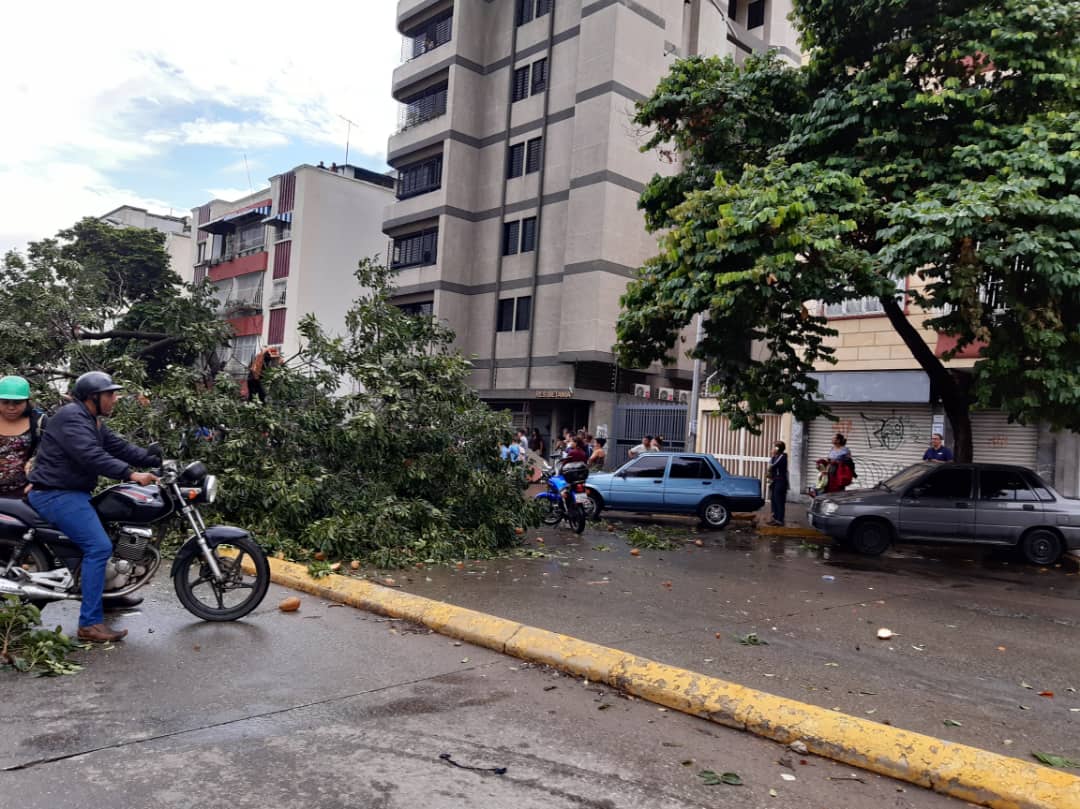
[531, 58, 548, 94]
[520, 217, 537, 253]
[391, 228, 438, 269]
[512, 65, 530, 102]
[502, 221, 521, 256]
[507, 143, 525, 178]
[525, 137, 542, 174]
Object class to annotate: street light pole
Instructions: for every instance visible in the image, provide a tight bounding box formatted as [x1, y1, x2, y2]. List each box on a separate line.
[686, 314, 705, 452]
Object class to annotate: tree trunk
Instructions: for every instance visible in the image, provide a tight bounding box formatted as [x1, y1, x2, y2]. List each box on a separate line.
[880, 298, 974, 462]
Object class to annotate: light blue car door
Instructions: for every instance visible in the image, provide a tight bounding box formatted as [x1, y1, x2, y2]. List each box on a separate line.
[607, 455, 670, 510]
[663, 456, 716, 513]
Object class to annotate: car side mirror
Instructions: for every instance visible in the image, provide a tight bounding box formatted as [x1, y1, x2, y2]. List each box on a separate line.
[616, 471, 626, 479]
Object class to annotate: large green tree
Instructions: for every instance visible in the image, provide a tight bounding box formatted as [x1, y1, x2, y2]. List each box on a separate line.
[0, 218, 227, 384]
[617, 0, 1080, 460]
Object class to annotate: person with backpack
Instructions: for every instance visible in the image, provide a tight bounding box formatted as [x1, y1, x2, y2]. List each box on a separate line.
[0, 375, 46, 498]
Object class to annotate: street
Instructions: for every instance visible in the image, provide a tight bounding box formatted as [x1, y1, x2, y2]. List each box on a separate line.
[4, 576, 963, 809]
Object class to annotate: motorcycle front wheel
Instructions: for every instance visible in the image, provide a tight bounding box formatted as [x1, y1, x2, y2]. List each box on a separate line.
[173, 535, 270, 621]
[538, 497, 562, 526]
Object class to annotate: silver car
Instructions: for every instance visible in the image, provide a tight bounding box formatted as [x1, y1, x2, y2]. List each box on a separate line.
[809, 462, 1080, 565]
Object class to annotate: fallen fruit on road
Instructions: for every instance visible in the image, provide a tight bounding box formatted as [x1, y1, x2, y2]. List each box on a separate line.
[876, 628, 894, 640]
[279, 597, 301, 612]
[350, 560, 360, 570]
[313, 551, 326, 561]
[630, 548, 640, 556]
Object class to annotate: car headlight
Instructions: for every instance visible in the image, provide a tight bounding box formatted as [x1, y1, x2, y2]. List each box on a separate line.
[203, 475, 218, 504]
[821, 500, 839, 516]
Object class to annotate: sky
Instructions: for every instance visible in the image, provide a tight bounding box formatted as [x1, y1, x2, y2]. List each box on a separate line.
[0, 2, 401, 254]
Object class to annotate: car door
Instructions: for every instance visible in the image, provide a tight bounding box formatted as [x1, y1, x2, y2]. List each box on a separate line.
[663, 456, 715, 513]
[607, 454, 669, 510]
[976, 467, 1041, 543]
[898, 466, 976, 540]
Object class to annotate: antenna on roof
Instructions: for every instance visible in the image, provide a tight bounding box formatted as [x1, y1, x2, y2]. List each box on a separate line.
[338, 114, 357, 167]
[243, 153, 254, 192]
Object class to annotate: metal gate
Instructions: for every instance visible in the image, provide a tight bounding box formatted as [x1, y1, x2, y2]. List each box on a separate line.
[612, 403, 687, 468]
[700, 412, 783, 490]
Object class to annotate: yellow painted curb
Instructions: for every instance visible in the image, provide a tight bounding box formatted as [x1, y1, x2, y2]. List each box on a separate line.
[258, 556, 1080, 809]
[757, 524, 829, 540]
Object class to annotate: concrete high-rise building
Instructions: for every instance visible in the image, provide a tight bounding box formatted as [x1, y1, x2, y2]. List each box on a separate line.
[384, 0, 798, 453]
[99, 205, 193, 279]
[190, 164, 394, 384]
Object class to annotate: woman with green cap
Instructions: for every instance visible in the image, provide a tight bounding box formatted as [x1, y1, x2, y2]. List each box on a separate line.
[0, 375, 44, 498]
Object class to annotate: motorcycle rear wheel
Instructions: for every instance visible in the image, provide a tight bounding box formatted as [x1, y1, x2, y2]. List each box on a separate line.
[569, 502, 587, 535]
[173, 535, 270, 621]
[0, 538, 52, 610]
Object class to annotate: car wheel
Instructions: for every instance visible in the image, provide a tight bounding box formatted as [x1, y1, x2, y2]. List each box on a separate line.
[1020, 528, 1063, 566]
[698, 498, 731, 530]
[849, 519, 892, 556]
[584, 490, 603, 522]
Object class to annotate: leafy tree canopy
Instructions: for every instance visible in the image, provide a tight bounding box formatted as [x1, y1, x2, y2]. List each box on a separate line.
[617, 0, 1080, 458]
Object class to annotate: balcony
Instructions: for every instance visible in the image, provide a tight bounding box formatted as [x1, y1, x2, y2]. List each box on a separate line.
[397, 0, 448, 32]
[208, 250, 268, 283]
[397, 84, 448, 132]
[219, 288, 264, 317]
[401, 11, 451, 62]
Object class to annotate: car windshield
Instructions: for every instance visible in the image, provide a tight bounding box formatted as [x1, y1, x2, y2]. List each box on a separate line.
[879, 464, 931, 492]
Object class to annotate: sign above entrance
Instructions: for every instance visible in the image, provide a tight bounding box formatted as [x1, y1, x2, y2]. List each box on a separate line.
[535, 389, 573, 399]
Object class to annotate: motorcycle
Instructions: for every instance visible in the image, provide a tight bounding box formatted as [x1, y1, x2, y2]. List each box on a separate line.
[535, 460, 590, 535]
[0, 458, 270, 622]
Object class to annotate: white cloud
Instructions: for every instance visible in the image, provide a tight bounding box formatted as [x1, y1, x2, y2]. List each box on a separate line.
[206, 188, 264, 202]
[0, 0, 401, 252]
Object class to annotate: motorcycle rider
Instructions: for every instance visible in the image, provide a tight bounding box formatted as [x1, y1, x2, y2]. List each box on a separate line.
[28, 372, 160, 643]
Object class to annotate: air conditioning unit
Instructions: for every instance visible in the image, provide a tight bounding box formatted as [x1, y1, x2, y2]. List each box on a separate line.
[657, 387, 675, 402]
[676, 390, 690, 404]
[633, 384, 651, 399]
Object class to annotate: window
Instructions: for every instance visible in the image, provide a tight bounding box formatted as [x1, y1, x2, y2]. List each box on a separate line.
[231, 272, 263, 307]
[398, 300, 434, 317]
[229, 335, 260, 368]
[406, 11, 452, 60]
[196, 241, 207, 264]
[623, 456, 669, 479]
[669, 457, 714, 480]
[193, 266, 207, 285]
[520, 217, 537, 253]
[270, 280, 287, 308]
[275, 222, 291, 242]
[401, 84, 448, 129]
[747, 0, 765, 28]
[535, 0, 552, 17]
[980, 469, 1037, 502]
[397, 155, 443, 199]
[391, 228, 438, 269]
[909, 468, 974, 500]
[267, 307, 286, 345]
[531, 58, 548, 94]
[824, 278, 907, 318]
[507, 143, 525, 179]
[727, 0, 738, 19]
[236, 221, 264, 254]
[496, 298, 516, 332]
[1021, 471, 1055, 502]
[497, 296, 531, 332]
[525, 137, 543, 174]
[512, 65, 530, 102]
[515, 296, 531, 331]
[502, 221, 520, 256]
[515, 0, 534, 25]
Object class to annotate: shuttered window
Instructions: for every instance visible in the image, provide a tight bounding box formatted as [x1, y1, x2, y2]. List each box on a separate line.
[507, 143, 525, 178]
[748, 0, 765, 28]
[502, 221, 520, 256]
[531, 58, 548, 94]
[397, 155, 442, 199]
[520, 217, 537, 253]
[391, 228, 438, 269]
[525, 137, 542, 174]
[272, 239, 291, 279]
[515, 0, 534, 25]
[535, 0, 552, 17]
[515, 296, 532, 331]
[268, 308, 286, 345]
[497, 298, 516, 331]
[512, 65, 530, 102]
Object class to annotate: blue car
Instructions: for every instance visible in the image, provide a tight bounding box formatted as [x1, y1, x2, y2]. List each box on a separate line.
[584, 453, 764, 529]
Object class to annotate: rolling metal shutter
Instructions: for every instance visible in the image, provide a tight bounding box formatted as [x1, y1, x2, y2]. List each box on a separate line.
[805, 403, 933, 490]
[971, 412, 1038, 469]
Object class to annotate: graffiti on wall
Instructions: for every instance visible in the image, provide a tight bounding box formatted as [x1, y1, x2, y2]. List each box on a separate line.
[859, 411, 928, 453]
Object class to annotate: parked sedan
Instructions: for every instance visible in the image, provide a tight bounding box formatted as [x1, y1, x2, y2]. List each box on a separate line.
[584, 453, 764, 529]
[809, 462, 1080, 564]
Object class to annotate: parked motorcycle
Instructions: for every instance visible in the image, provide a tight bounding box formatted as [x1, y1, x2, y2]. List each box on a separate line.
[0, 458, 270, 622]
[535, 461, 590, 534]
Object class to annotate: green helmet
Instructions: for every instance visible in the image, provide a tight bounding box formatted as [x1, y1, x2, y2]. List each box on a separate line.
[0, 376, 30, 401]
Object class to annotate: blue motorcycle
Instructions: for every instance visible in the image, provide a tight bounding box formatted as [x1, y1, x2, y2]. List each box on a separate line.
[534, 461, 589, 534]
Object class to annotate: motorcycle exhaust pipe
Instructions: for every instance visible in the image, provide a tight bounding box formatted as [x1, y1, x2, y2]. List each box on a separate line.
[0, 577, 73, 602]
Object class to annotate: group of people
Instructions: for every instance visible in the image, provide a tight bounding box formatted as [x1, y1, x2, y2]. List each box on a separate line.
[553, 428, 607, 471]
[627, 434, 665, 458]
[0, 372, 161, 644]
[766, 430, 957, 526]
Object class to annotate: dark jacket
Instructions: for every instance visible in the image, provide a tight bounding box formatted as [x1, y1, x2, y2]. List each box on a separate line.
[28, 402, 157, 493]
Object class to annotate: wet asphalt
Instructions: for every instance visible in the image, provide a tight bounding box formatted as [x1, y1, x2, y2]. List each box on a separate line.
[4, 576, 964, 809]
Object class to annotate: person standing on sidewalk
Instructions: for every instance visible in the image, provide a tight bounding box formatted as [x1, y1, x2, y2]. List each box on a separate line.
[767, 441, 789, 526]
[28, 372, 160, 644]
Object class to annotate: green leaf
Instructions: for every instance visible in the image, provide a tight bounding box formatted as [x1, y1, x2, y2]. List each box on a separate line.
[699, 770, 743, 786]
[1032, 752, 1080, 769]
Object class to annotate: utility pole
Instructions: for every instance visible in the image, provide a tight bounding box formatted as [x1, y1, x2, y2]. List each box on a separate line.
[686, 314, 705, 452]
[338, 114, 357, 166]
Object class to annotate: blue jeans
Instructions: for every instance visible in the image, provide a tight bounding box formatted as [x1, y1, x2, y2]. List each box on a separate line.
[29, 490, 111, 628]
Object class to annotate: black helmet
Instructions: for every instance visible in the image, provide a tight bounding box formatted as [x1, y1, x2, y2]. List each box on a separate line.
[73, 371, 123, 401]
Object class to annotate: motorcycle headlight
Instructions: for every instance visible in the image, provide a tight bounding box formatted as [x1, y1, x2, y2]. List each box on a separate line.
[821, 500, 839, 516]
[203, 475, 218, 504]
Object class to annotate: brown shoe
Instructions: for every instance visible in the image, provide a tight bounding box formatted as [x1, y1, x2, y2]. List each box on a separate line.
[77, 624, 128, 643]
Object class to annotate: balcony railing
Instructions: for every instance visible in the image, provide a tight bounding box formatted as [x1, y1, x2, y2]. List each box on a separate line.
[219, 289, 263, 316]
[401, 13, 452, 62]
[397, 85, 448, 132]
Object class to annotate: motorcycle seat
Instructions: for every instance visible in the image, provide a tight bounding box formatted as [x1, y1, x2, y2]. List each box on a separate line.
[0, 498, 53, 529]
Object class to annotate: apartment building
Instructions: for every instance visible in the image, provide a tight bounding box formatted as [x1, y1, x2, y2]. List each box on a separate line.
[99, 205, 193, 278]
[384, 0, 798, 451]
[189, 164, 394, 382]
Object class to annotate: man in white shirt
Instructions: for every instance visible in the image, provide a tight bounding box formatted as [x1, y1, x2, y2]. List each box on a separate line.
[628, 435, 653, 458]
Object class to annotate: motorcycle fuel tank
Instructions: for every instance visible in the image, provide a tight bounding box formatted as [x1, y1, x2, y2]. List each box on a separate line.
[92, 484, 173, 524]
